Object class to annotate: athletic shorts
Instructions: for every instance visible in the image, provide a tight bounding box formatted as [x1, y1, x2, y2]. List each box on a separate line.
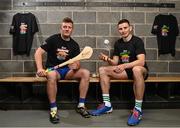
[55, 66, 70, 80]
[125, 67, 149, 80]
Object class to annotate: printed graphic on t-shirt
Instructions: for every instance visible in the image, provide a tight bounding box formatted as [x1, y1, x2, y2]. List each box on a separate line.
[20, 23, 27, 34]
[153, 25, 158, 30]
[120, 50, 130, 63]
[161, 25, 169, 36]
[56, 46, 69, 60]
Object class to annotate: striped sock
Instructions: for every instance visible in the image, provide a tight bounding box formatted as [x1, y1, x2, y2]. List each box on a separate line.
[135, 99, 142, 112]
[103, 94, 111, 107]
[78, 98, 85, 108]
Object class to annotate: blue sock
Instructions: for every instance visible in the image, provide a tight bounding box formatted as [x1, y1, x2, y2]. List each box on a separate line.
[79, 98, 85, 103]
[50, 102, 57, 111]
[78, 98, 85, 108]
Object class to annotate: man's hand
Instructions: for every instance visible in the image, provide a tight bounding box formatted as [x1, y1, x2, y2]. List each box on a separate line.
[99, 53, 109, 61]
[36, 69, 47, 77]
[114, 64, 126, 73]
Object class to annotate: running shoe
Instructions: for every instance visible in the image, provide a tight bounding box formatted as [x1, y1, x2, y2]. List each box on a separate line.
[90, 103, 113, 116]
[49, 110, 60, 124]
[76, 107, 91, 118]
[127, 108, 142, 126]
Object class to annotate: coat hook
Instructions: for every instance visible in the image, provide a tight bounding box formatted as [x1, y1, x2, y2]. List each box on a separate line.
[22, 2, 27, 6]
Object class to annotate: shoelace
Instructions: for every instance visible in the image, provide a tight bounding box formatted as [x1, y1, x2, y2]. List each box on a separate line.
[132, 110, 139, 118]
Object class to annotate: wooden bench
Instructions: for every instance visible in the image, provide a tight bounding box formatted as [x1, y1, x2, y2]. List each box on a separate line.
[0, 76, 180, 83]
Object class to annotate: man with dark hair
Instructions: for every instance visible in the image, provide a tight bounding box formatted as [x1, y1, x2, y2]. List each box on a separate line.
[34, 17, 91, 124]
[91, 19, 148, 126]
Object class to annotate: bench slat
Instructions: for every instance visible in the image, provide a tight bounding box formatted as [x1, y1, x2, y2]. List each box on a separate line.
[0, 76, 180, 83]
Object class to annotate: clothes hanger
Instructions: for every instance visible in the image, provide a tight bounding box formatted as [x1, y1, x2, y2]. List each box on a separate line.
[21, 2, 29, 14]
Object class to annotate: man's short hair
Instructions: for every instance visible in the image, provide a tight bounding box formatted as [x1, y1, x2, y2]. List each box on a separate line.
[118, 19, 130, 26]
[62, 17, 73, 24]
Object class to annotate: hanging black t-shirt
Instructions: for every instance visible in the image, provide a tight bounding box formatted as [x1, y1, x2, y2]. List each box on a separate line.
[40, 34, 80, 68]
[151, 14, 179, 56]
[113, 36, 148, 69]
[9, 12, 39, 56]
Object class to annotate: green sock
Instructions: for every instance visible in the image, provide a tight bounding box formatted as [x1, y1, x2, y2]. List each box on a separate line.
[135, 99, 142, 112]
[103, 94, 111, 107]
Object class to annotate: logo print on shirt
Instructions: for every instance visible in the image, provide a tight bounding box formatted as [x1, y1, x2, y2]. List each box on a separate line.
[161, 25, 169, 36]
[20, 23, 28, 34]
[120, 50, 130, 63]
[56, 47, 69, 60]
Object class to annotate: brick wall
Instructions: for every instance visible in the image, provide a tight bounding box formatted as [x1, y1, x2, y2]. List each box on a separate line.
[0, 0, 179, 77]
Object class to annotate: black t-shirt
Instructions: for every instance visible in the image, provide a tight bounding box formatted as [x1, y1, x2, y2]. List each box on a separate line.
[41, 34, 80, 68]
[113, 36, 148, 68]
[9, 12, 39, 56]
[151, 14, 179, 56]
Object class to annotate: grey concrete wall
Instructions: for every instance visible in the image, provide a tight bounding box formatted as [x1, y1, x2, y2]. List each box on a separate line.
[0, 0, 180, 77]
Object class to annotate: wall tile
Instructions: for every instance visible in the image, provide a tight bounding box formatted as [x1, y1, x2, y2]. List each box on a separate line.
[24, 61, 36, 72]
[122, 12, 145, 24]
[0, 61, 23, 72]
[176, 37, 180, 48]
[87, 24, 109, 36]
[38, 24, 59, 35]
[73, 12, 96, 23]
[0, 49, 11, 60]
[80, 61, 96, 73]
[169, 62, 180, 72]
[32, 11, 47, 24]
[111, 24, 119, 36]
[73, 24, 85, 36]
[146, 12, 159, 24]
[47, 11, 72, 23]
[73, 36, 96, 48]
[147, 61, 168, 73]
[0, 0, 11, 10]
[0, 37, 12, 48]
[146, 49, 157, 60]
[135, 24, 152, 36]
[0, 12, 16, 24]
[0, 24, 11, 36]
[146, 37, 157, 49]
[97, 12, 120, 23]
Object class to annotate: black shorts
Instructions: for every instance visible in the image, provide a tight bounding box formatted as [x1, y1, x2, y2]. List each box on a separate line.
[125, 67, 148, 80]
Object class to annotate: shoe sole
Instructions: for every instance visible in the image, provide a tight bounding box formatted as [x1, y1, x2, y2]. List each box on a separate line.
[127, 119, 142, 126]
[127, 122, 140, 126]
[50, 120, 60, 124]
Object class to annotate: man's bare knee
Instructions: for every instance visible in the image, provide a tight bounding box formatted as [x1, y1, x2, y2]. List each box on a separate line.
[81, 69, 90, 79]
[47, 71, 58, 82]
[99, 66, 107, 75]
[132, 66, 143, 75]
